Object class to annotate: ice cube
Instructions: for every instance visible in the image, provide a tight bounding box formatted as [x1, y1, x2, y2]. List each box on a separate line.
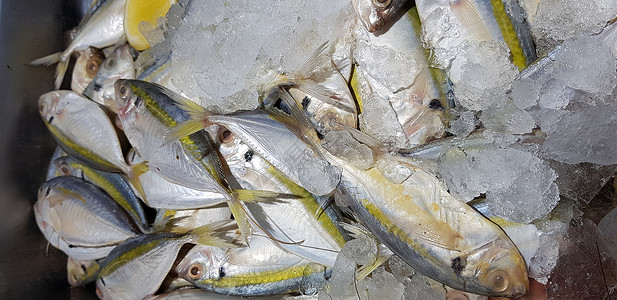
[449, 41, 519, 112]
[319, 237, 376, 300]
[447, 110, 478, 137]
[322, 131, 374, 171]
[403, 272, 446, 299]
[437, 147, 559, 222]
[358, 267, 405, 300]
[548, 160, 616, 206]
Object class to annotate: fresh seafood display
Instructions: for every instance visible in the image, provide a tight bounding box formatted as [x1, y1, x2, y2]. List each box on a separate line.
[29, 0, 617, 299]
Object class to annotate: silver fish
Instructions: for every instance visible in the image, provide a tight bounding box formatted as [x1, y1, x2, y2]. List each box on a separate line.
[217, 125, 348, 267]
[96, 223, 233, 300]
[176, 235, 330, 296]
[34, 176, 141, 260]
[45, 147, 67, 181]
[321, 146, 529, 297]
[54, 156, 148, 230]
[30, 0, 126, 89]
[83, 44, 136, 112]
[38, 90, 148, 198]
[353, 7, 449, 149]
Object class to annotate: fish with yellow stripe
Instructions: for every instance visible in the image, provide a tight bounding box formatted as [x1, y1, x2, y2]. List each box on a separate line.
[352, 6, 451, 149]
[54, 156, 148, 230]
[416, 0, 536, 70]
[113, 80, 292, 242]
[319, 135, 529, 297]
[38, 90, 148, 201]
[34, 176, 142, 260]
[96, 221, 235, 300]
[176, 235, 330, 296]
[215, 123, 348, 267]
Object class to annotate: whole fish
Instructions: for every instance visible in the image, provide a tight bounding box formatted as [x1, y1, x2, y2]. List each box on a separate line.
[30, 0, 126, 89]
[416, 0, 536, 69]
[38, 90, 148, 198]
[34, 176, 141, 260]
[176, 235, 330, 296]
[83, 44, 136, 112]
[54, 156, 148, 230]
[352, 0, 410, 32]
[353, 7, 450, 149]
[217, 124, 348, 267]
[321, 145, 529, 297]
[96, 222, 233, 300]
[165, 99, 341, 197]
[71, 47, 105, 94]
[126, 148, 227, 210]
[114, 80, 284, 241]
[67, 257, 101, 287]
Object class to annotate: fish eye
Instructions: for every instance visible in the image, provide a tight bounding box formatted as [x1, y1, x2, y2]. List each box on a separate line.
[87, 61, 99, 76]
[372, 0, 391, 8]
[188, 263, 204, 280]
[118, 85, 129, 99]
[218, 127, 234, 144]
[60, 165, 71, 175]
[487, 270, 509, 293]
[106, 58, 115, 69]
[38, 103, 45, 113]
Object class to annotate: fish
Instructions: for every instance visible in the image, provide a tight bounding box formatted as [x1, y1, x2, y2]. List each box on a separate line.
[176, 235, 330, 296]
[136, 51, 180, 91]
[352, 0, 410, 32]
[126, 148, 228, 210]
[164, 100, 341, 197]
[154, 206, 232, 232]
[83, 44, 136, 112]
[96, 222, 234, 300]
[320, 141, 529, 297]
[34, 176, 141, 260]
[30, 0, 126, 89]
[216, 124, 348, 267]
[71, 46, 105, 94]
[67, 257, 101, 287]
[114, 80, 287, 242]
[416, 0, 536, 70]
[352, 7, 450, 149]
[38, 90, 148, 199]
[262, 42, 358, 136]
[54, 156, 148, 230]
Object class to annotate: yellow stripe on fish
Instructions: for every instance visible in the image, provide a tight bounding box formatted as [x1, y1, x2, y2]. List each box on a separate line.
[197, 263, 324, 289]
[490, 0, 527, 70]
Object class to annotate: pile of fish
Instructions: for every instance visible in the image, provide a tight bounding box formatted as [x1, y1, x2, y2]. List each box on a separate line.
[31, 0, 617, 299]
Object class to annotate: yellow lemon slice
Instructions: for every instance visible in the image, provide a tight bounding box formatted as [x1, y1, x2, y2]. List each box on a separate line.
[124, 0, 177, 51]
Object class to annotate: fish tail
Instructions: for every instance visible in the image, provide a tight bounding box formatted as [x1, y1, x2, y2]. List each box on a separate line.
[54, 59, 70, 90]
[226, 197, 253, 245]
[163, 99, 212, 144]
[187, 220, 237, 248]
[127, 161, 149, 201]
[356, 244, 394, 280]
[230, 189, 298, 245]
[30, 52, 63, 66]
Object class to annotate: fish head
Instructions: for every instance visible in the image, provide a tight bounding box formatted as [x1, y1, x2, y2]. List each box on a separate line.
[114, 79, 141, 120]
[176, 245, 224, 284]
[38, 91, 65, 123]
[53, 156, 81, 177]
[67, 258, 99, 287]
[71, 47, 105, 94]
[86, 45, 136, 113]
[461, 236, 529, 297]
[352, 0, 409, 32]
